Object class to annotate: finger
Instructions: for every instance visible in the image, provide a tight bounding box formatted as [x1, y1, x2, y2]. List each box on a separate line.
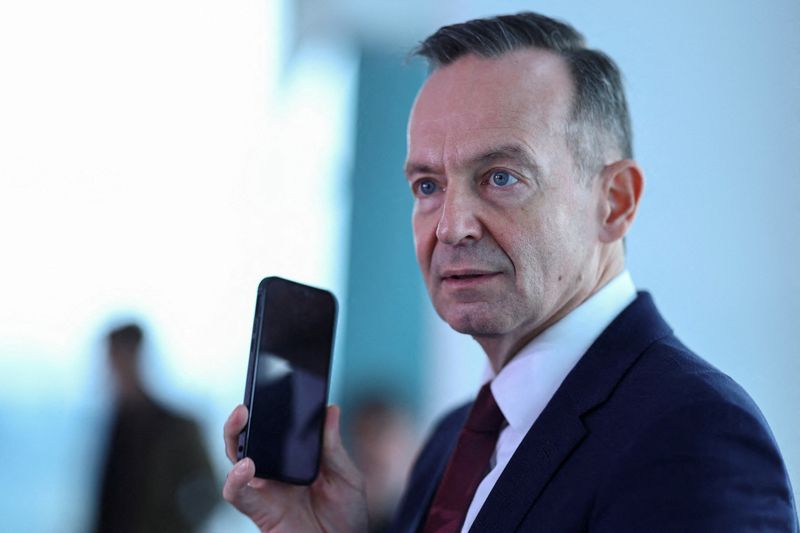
[224, 404, 249, 463]
[222, 458, 262, 513]
[320, 405, 362, 488]
[223, 459, 295, 530]
[323, 405, 344, 453]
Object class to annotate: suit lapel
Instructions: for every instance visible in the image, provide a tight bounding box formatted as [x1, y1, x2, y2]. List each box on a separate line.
[471, 405, 586, 531]
[470, 292, 672, 531]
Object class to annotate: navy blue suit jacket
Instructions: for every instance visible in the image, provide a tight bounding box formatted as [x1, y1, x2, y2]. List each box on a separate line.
[392, 293, 798, 532]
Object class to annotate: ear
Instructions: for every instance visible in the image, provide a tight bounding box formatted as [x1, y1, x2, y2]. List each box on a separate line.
[597, 159, 644, 243]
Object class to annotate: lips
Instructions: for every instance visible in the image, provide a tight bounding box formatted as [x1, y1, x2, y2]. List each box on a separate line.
[439, 269, 501, 283]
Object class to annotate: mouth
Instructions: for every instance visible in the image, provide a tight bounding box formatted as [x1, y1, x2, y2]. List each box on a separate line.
[446, 273, 490, 280]
[439, 269, 501, 284]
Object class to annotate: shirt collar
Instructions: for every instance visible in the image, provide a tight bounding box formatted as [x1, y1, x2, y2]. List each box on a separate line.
[487, 271, 637, 430]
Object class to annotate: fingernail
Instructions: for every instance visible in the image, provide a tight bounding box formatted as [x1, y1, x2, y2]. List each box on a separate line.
[235, 459, 249, 473]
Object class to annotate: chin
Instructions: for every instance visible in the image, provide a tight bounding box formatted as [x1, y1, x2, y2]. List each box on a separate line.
[441, 307, 509, 337]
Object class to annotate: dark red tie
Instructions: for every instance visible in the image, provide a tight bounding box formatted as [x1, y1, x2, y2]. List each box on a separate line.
[422, 382, 505, 533]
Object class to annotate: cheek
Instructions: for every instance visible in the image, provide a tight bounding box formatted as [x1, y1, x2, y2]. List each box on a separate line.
[497, 209, 561, 276]
[533, 203, 595, 279]
[412, 210, 436, 271]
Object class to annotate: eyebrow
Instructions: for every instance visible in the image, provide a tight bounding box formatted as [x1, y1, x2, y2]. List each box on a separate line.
[470, 144, 541, 178]
[404, 143, 541, 181]
[403, 160, 437, 178]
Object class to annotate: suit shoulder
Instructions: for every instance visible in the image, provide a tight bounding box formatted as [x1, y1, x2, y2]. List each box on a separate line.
[633, 334, 767, 419]
[589, 332, 786, 470]
[589, 336, 798, 530]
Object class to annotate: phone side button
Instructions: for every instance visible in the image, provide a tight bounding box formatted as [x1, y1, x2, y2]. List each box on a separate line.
[237, 433, 246, 459]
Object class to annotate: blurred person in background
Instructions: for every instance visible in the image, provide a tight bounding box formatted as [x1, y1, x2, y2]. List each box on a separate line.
[348, 396, 417, 533]
[94, 323, 218, 533]
[221, 11, 798, 533]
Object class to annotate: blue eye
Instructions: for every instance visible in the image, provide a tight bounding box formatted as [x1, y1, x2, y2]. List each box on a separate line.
[417, 179, 438, 196]
[489, 170, 518, 187]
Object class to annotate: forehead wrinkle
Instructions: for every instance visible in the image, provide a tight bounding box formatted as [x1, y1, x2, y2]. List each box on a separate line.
[438, 127, 545, 178]
[405, 122, 456, 178]
[405, 127, 547, 183]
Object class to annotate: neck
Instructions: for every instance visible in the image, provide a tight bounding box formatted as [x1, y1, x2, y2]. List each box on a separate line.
[477, 247, 625, 373]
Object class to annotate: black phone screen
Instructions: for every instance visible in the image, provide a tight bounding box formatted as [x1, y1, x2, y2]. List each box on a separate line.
[238, 277, 337, 484]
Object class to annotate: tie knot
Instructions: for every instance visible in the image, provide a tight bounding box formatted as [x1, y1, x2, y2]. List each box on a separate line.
[465, 382, 505, 433]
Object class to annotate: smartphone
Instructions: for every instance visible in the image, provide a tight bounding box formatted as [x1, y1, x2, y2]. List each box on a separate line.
[236, 276, 337, 484]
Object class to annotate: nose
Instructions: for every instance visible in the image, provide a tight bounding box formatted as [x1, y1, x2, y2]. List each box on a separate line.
[435, 187, 482, 245]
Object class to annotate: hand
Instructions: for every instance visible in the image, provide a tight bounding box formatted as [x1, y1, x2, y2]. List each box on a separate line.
[223, 404, 368, 533]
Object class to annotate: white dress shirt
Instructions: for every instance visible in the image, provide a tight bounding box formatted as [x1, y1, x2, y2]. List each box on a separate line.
[460, 271, 637, 532]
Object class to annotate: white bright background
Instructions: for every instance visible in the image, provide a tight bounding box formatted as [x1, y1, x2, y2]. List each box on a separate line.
[0, 1, 357, 530]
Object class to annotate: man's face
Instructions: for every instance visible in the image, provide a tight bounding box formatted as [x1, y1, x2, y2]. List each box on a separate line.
[405, 49, 607, 359]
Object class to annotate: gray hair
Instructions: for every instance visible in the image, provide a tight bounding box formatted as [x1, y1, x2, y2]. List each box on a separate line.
[413, 12, 633, 178]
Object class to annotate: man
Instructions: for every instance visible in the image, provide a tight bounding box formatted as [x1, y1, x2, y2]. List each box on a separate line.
[95, 323, 218, 532]
[223, 12, 798, 532]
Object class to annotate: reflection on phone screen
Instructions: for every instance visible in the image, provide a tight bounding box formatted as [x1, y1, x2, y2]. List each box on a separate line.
[246, 279, 334, 483]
